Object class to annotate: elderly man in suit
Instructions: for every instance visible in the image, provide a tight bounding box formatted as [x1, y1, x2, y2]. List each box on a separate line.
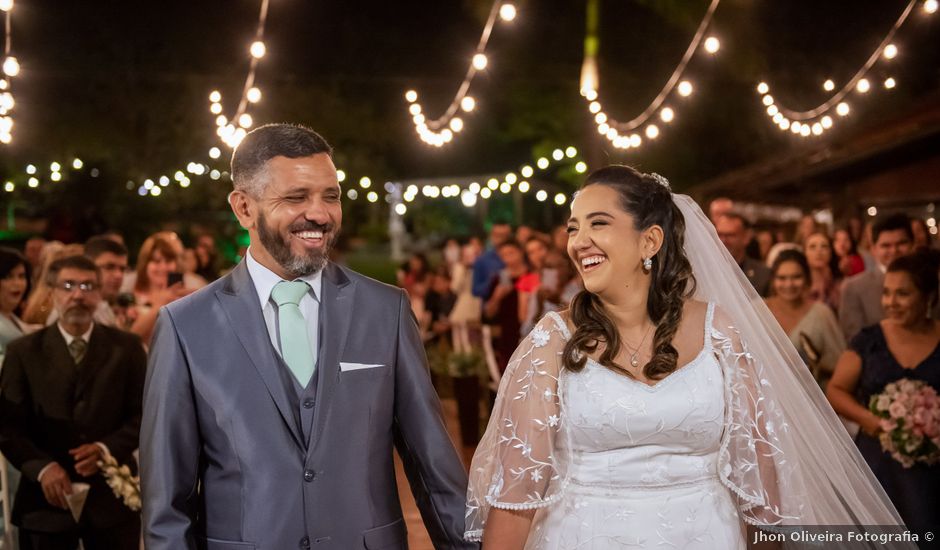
[141, 124, 475, 550]
[0, 255, 146, 550]
[839, 214, 914, 340]
[715, 213, 772, 297]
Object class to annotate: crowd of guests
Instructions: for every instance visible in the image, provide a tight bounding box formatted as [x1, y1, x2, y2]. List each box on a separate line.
[0, 230, 223, 548]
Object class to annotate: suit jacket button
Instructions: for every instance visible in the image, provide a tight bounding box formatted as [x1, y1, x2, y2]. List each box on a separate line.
[299, 536, 310, 548]
[303, 398, 315, 409]
[303, 469, 315, 482]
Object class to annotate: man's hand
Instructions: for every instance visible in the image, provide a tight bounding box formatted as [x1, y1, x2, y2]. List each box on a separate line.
[39, 463, 72, 510]
[70, 443, 104, 477]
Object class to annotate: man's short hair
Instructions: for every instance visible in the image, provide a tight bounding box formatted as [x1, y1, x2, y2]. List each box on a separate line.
[231, 123, 333, 197]
[497, 239, 523, 252]
[872, 213, 913, 244]
[84, 235, 128, 260]
[46, 254, 101, 286]
[719, 212, 752, 231]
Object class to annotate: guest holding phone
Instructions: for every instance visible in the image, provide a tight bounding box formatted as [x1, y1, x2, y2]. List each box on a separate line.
[125, 233, 193, 346]
[484, 241, 535, 375]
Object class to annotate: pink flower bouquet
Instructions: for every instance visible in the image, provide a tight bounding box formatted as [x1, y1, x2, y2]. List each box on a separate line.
[869, 378, 940, 468]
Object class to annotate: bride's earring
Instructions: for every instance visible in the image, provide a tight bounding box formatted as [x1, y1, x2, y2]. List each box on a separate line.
[643, 257, 653, 272]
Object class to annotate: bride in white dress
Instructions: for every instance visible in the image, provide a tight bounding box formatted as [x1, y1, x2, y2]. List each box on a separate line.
[465, 166, 908, 549]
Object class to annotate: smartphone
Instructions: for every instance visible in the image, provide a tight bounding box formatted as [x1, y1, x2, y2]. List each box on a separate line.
[541, 268, 559, 291]
[498, 269, 512, 287]
[167, 272, 184, 287]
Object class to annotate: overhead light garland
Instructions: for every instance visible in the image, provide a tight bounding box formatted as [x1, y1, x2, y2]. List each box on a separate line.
[579, 0, 721, 151]
[1, 0, 17, 144]
[3, 158, 88, 193]
[756, 0, 933, 137]
[340, 145, 585, 215]
[208, 0, 270, 150]
[403, 1, 516, 147]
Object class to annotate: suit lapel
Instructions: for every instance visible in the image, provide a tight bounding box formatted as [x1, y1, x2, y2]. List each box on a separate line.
[311, 263, 354, 446]
[41, 327, 76, 384]
[217, 262, 305, 449]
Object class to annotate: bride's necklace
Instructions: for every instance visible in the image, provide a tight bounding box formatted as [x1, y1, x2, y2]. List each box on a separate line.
[622, 323, 655, 368]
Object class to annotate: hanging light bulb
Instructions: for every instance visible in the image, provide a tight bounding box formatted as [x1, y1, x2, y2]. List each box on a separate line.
[645, 125, 659, 139]
[460, 96, 476, 112]
[238, 113, 253, 128]
[884, 77, 896, 89]
[472, 53, 488, 71]
[757, 82, 769, 94]
[2, 57, 20, 77]
[250, 41, 266, 59]
[883, 44, 898, 59]
[246, 87, 262, 103]
[210, 102, 223, 115]
[703, 37, 720, 54]
[837, 102, 850, 116]
[499, 3, 516, 21]
[0, 0, 13, 12]
[677, 81, 693, 97]
[924, 0, 938, 14]
[660, 107, 675, 123]
[209, 90, 222, 103]
[821, 115, 833, 129]
[405, 90, 418, 103]
[856, 79, 871, 93]
[823, 79, 835, 91]
[449, 117, 464, 132]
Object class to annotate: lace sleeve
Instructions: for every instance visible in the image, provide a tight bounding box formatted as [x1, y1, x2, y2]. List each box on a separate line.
[464, 312, 570, 541]
[712, 307, 804, 527]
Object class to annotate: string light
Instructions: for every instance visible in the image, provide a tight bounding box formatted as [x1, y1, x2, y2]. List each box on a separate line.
[404, 1, 516, 146]
[580, 0, 720, 151]
[925, 0, 938, 14]
[210, 0, 271, 150]
[756, 0, 926, 137]
[1, 1, 15, 144]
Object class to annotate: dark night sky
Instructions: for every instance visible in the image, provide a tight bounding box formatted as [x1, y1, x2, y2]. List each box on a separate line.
[2, 0, 938, 192]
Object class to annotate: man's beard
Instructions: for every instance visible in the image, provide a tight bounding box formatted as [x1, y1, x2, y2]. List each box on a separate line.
[61, 304, 93, 325]
[257, 212, 337, 278]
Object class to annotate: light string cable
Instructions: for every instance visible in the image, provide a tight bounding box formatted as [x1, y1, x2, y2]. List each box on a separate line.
[580, 0, 720, 150]
[1, 0, 17, 144]
[211, 0, 271, 149]
[758, 0, 933, 137]
[404, 1, 517, 147]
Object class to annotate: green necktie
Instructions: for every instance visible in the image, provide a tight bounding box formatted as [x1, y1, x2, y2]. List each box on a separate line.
[271, 280, 315, 386]
[68, 338, 87, 364]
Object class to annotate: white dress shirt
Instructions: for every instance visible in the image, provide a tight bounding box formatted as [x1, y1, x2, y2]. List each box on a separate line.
[245, 248, 321, 370]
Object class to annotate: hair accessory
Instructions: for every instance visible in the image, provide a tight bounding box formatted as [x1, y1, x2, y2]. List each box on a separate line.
[648, 172, 671, 190]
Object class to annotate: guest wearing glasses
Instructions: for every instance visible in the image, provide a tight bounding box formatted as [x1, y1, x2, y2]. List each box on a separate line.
[0, 255, 146, 550]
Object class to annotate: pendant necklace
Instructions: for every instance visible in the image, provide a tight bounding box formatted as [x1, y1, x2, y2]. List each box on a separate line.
[622, 323, 655, 368]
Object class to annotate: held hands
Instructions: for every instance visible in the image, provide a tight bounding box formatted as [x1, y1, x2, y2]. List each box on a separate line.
[70, 443, 104, 477]
[39, 463, 72, 510]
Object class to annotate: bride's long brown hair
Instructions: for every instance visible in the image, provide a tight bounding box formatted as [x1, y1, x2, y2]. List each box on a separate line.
[562, 166, 696, 380]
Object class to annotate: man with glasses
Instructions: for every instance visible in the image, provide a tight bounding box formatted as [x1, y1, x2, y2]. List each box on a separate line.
[0, 255, 145, 549]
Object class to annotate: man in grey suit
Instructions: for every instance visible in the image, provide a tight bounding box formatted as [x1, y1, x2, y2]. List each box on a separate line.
[839, 214, 913, 340]
[141, 124, 476, 550]
[715, 213, 772, 297]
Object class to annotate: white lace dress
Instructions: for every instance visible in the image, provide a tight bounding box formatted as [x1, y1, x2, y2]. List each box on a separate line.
[466, 303, 800, 548]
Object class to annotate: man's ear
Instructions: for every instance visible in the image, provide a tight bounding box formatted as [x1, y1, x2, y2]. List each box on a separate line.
[228, 190, 256, 230]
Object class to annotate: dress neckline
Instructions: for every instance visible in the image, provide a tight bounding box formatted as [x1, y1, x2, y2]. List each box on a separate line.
[874, 323, 940, 371]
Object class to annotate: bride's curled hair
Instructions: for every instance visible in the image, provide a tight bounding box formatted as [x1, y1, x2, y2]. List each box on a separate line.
[563, 165, 696, 380]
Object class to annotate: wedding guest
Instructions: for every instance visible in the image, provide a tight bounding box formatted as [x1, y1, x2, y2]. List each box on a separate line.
[551, 225, 568, 253]
[827, 250, 940, 536]
[715, 213, 771, 296]
[911, 217, 932, 251]
[23, 237, 45, 281]
[794, 214, 819, 244]
[126, 234, 193, 345]
[193, 233, 221, 282]
[21, 243, 84, 326]
[707, 196, 733, 223]
[51, 237, 128, 328]
[397, 252, 431, 296]
[804, 231, 843, 312]
[449, 244, 482, 354]
[515, 226, 533, 249]
[834, 227, 866, 277]
[0, 255, 146, 550]
[840, 214, 913, 340]
[765, 250, 845, 387]
[483, 240, 534, 374]
[441, 238, 461, 276]
[0, 247, 32, 356]
[755, 229, 776, 262]
[471, 222, 512, 299]
[520, 249, 581, 335]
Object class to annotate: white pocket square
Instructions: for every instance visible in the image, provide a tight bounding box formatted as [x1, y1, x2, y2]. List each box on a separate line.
[340, 362, 386, 372]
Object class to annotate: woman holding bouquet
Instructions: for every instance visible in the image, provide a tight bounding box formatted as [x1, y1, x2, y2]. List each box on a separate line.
[828, 250, 940, 536]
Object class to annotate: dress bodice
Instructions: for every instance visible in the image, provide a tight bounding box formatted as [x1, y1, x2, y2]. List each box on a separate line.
[562, 304, 725, 490]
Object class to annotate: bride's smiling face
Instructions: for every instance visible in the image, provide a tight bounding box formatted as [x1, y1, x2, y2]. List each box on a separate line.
[567, 185, 656, 297]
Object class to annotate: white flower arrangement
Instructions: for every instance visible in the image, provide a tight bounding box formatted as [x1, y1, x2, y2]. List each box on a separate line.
[98, 454, 142, 511]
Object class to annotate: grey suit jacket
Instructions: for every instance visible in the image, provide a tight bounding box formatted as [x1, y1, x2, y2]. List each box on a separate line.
[838, 269, 884, 341]
[741, 257, 772, 298]
[141, 261, 475, 550]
